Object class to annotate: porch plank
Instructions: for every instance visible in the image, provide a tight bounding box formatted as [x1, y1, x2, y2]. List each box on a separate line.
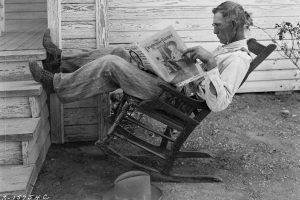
[17, 31, 44, 50]
[7, 0, 46, 3]
[0, 32, 19, 47]
[23, 117, 50, 165]
[6, 19, 47, 33]
[0, 32, 38, 51]
[0, 141, 22, 165]
[0, 49, 46, 62]
[0, 96, 31, 119]
[0, 165, 34, 193]
[0, 117, 40, 141]
[6, 3, 47, 12]
[0, 80, 43, 97]
[0, 32, 45, 51]
[6, 11, 47, 20]
[0, 134, 50, 195]
[0, 61, 42, 82]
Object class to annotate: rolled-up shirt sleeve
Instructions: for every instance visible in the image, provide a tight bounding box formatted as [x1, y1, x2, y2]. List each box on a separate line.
[202, 54, 250, 112]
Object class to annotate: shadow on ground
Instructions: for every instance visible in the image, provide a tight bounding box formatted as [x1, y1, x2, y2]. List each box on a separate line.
[33, 92, 300, 200]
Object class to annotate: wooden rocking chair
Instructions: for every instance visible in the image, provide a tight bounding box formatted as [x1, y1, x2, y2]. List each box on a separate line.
[95, 39, 277, 182]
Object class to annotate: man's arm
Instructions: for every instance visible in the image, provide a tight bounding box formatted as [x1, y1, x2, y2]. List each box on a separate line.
[203, 54, 250, 112]
[183, 46, 250, 112]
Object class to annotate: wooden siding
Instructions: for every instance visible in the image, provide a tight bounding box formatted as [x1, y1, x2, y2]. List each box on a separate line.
[61, 1, 96, 50]
[53, 0, 300, 143]
[105, 0, 300, 92]
[61, 0, 108, 50]
[63, 97, 99, 142]
[50, 0, 109, 143]
[50, 95, 107, 143]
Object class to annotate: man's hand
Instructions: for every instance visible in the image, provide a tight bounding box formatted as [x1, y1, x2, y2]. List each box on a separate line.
[183, 46, 217, 71]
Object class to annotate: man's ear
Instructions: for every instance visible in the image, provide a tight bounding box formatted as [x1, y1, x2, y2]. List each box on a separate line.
[231, 20, 237, 29]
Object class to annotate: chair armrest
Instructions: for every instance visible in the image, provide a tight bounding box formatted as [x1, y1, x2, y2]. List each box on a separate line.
[158, 84, 209, 110]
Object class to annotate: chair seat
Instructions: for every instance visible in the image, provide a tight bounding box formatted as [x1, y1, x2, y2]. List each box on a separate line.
[139, 100, 199, 128]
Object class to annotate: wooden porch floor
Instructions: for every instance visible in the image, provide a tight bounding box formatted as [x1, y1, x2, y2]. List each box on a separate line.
[0, 19, 47, 51]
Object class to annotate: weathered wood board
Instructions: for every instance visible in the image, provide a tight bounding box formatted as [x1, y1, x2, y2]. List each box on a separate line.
[0, 141, 22, 165]
[6, 3, 47, 13]
[6, 12, 47, 20]
[0, 96, 31, 119]
[0, 49, 46, 62]
[0, 117, 40, 141]
[5, 0, 47, 20]
[64, 124, 98, 142]
[0, 62, 34, 82]
[23, 116, 50, 165]
[0, 80, 43, 98]
[58, 97, 100, 142]
[50, 94, 64, 143]
[0, 165, 34, 193]
[0, 90, 46, 119]
[0, 105, 49, 165]
[0, 134, 51, 195]
[64, 107, 98, 125]
[64, 97, 98, 108]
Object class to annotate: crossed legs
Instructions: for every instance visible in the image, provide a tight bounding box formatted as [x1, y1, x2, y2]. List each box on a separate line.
[53, 54, 164, 103]
[30, 30, 165, 104]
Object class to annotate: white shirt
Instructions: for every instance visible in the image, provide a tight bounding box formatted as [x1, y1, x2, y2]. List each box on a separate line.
[195, 39, 252, 112]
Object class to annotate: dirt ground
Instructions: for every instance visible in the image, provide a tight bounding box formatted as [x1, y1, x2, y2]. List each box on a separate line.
[33, 92, 300, 200]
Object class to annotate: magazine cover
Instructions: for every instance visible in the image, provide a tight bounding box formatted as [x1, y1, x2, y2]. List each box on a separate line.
[129, 26, 205, 87]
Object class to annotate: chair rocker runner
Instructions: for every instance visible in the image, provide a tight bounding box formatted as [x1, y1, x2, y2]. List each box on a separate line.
[95, 38, 277, 182]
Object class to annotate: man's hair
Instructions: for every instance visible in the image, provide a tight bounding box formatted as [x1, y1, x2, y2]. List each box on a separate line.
[212, 1, 253, 28]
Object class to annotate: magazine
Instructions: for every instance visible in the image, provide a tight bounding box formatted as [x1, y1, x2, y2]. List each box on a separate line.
[128, 26, 205, 87]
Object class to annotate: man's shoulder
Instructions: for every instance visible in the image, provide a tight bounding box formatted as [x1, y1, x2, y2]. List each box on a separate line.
[228, 49, 252, 63]
[219, 49, 251, 62]
[218, 50, 251, 73]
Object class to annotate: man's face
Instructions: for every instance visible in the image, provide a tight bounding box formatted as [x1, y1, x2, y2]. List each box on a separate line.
[213, 12, 234, 44]
[167, 44, 176, 51]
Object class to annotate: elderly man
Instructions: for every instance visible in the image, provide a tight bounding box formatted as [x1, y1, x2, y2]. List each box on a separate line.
[30, 1, 252, 112]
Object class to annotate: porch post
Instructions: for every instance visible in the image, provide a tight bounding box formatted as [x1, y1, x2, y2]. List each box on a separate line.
[47, 0, 64, 143]
[96, 0, 110, 141]
[47, 0, 62, 48]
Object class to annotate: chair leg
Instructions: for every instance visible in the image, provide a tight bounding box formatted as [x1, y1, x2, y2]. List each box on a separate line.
[159, 126, 173, 149]
[110, 93, 128, 122]
[161, 127, 192, 174]
[96, 100, 130, 146]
